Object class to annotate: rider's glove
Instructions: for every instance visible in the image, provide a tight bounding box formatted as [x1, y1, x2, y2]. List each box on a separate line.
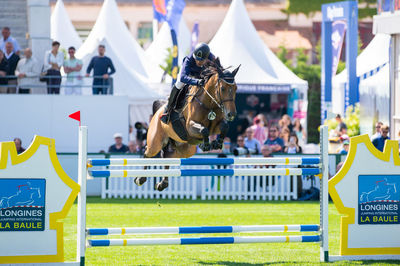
[197, 79, 205, 87]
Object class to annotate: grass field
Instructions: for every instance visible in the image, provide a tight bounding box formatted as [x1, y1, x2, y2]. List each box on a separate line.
[62, 198, 400, 265]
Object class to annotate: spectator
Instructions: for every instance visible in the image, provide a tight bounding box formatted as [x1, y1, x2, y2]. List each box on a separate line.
[251, 116, 267, 144]
[281, 114, 293, 132]
[108, 133, 129, 153]
[371, 121, 383, 141]
[4, 42, 20, 93]
[63, 46, 82, 95]
[335, 114, 347, 137]
[14, 138, 25, 154]
[0, 27, 20, 55]
[43, 41, 63, 94]
[293, 118, 305, 145]
[284, 133, 302, 154]
[244, 127, 261, 154]
[339, 140, 350, 155]
[126, 140, 138, 154]
[372, 124, 390, 152]
[264, 124, 285, 153]
[0, 50, 8, 93]
[280, 126, 291, 146]
[15, 48, 38, 94]
[222, 137, 232, 154]
[261, 145, 272, 158]
[85, 44, 115, 95]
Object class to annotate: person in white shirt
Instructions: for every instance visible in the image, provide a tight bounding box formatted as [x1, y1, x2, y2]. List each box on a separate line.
[0, 27, 20, 55]
[15, 48, 39, 94]
[371, 121, 383, 141]
[244, 127, 261, 154]
[63, 46, 82, 95]
[43, 41, 63, 94]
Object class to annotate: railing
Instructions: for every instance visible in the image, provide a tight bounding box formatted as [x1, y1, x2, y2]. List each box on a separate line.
[0, 75, 113, 94]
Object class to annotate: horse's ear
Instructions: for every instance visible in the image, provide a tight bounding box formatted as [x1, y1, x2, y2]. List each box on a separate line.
[232, 64, 241, 77]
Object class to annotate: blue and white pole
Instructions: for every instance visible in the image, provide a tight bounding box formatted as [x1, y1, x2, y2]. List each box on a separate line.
[88, 235, 321, 247]
[87, 224, 320, 236]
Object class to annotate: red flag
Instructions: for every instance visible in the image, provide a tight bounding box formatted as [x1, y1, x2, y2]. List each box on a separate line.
[69, 111, 81, 126]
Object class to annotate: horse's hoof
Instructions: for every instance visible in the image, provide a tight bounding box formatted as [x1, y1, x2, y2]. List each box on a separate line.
[134, 177, 147, 186]
[211, 140, 223, 150]
[155, 180, 168, 191]
[199, 142, 211, 152]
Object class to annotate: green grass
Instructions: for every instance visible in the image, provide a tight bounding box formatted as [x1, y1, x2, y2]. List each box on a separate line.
[62, 198, 400, 265]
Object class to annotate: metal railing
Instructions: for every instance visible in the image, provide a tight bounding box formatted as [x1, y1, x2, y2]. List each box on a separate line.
[0, 75, 114, 94]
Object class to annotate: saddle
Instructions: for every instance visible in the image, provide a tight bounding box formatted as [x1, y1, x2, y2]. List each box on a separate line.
[170, 85, 190, 141]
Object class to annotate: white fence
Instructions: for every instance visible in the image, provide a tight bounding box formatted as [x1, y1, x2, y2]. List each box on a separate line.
[98, 155, 312, 200]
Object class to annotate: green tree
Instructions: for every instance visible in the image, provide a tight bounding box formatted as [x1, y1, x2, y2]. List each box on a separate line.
[283, 0, 376, 19]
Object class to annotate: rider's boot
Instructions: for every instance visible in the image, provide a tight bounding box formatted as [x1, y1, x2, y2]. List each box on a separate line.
[161, 85, 180, 124]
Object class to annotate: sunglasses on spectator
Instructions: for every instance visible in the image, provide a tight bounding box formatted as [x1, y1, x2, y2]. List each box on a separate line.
[269, 129, 277, 132]
[382, 131, 389, 133]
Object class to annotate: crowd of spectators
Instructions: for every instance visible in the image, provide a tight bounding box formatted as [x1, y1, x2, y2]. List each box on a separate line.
[0, 26, 115, 95]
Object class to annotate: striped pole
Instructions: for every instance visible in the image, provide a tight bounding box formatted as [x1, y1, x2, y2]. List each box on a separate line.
[88, 168, 320, 178]
[88, 157, 320, 167]
[88, 235, 321, 247]
[87, 225, 320, 236]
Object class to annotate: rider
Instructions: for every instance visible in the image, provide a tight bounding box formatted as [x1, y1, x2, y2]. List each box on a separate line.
[161, 42, 215, 124]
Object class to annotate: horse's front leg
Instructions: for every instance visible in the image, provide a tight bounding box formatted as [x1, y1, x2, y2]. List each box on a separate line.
[188, 120, 210, 151]
[211, 120, 229, 150]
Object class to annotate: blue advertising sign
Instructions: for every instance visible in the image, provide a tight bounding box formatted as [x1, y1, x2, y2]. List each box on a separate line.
[0, 179, 46, 231]
[358, 175, 400, 224]
[321, 1, 358, 123]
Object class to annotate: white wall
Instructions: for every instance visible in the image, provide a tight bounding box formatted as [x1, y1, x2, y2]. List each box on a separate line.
[0, 95, 129, 153]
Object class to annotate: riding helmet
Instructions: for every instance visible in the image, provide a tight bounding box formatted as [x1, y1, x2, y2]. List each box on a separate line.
[193, 43, 210, 61]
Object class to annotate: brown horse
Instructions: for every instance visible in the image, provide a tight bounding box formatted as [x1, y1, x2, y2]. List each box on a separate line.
[135, 60, 240, 191]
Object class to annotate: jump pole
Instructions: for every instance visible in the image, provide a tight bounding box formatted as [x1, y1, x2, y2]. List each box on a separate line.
[77, 125, 329, 263]
[77, 126, 88, 266]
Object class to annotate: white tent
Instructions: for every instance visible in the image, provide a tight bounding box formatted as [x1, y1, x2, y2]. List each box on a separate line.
[332, 34, 391, 115]
[77, 0, 162, 81]
[209, 0, 307, 93]
[51, 0, 82, 50]
[145, 19, 192, 82]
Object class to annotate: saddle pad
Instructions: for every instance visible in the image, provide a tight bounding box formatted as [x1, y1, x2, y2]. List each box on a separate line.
[170, 110, 188, 141]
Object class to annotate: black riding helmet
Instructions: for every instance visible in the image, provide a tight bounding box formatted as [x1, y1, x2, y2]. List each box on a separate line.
[193, 43, 210, 61]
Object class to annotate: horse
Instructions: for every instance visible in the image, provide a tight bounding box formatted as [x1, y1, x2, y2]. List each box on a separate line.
[0, 184, 42, 209]
[135, 59, 240, 191]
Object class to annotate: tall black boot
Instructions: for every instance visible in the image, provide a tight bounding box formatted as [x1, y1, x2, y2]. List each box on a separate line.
[161, 86, 180, 124]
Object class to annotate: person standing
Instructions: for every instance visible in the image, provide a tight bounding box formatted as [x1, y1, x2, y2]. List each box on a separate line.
[85, 44, 115, 95]
[15, 48, 39, 94]
[14, 138, 25, 154]
[43, 41, 64, 94]
[108, 133, 129, 153]
[4, 42, 20, 93]
[0, 50, 8, 93]
[0, 27, 20, 55]
[371, 121, 383, 141]
[372, 124, 390, 152]
[64, 46, 82, 95]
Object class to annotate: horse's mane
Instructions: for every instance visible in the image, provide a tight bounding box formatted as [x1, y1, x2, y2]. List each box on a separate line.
[200, 58, 235, 84]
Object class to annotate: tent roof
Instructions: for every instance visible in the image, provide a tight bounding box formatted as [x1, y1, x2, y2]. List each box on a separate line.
[51, 0, 82, 49]
[209, 0, 307, 93]
[333, 34, 391, 84]
[145, 19, 191, 82]
[78, 38, 160, 100]
[77, 0, 161, 80]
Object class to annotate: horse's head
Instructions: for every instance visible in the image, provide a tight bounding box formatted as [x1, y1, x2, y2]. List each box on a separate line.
[201, 59, 240, 122]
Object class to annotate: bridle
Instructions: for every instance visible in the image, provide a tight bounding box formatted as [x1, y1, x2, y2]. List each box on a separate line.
[196, 76, 235, 114]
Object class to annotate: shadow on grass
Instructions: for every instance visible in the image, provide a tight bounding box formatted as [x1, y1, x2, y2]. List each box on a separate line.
[196, 261, 266, 266]
[85, 196, 321, 205]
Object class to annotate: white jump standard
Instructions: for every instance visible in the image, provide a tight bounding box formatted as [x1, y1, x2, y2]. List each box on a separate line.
[77, 125, 330, 265]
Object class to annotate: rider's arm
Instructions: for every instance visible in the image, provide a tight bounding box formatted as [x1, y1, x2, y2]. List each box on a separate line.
[179, 58, 200, 86]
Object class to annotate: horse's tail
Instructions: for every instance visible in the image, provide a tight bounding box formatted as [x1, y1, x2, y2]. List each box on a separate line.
[152, 100, 166, 115]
